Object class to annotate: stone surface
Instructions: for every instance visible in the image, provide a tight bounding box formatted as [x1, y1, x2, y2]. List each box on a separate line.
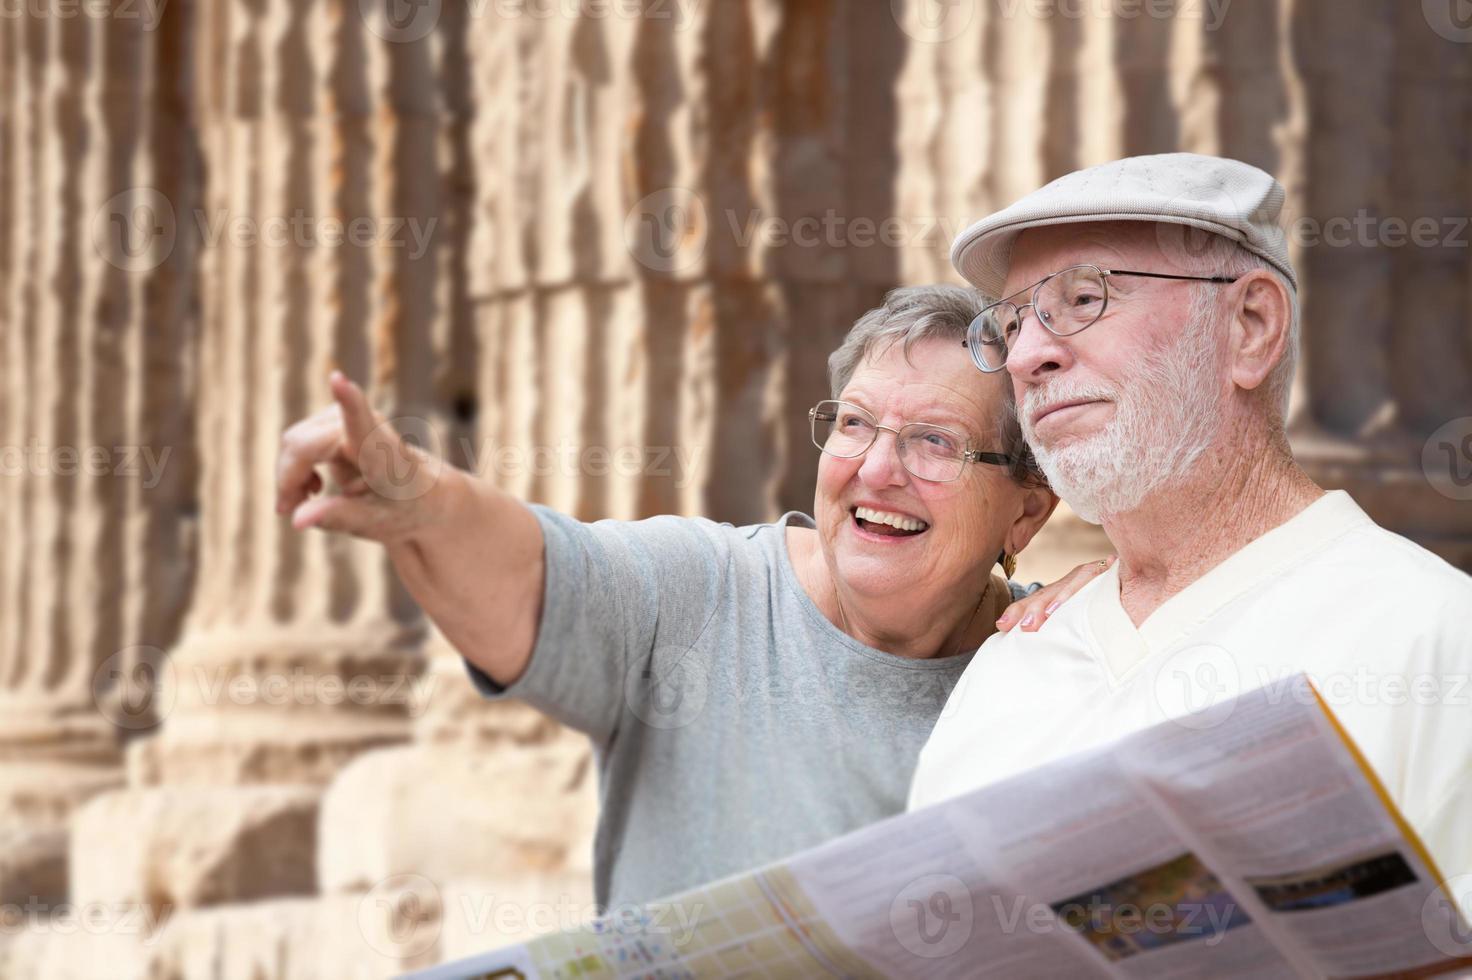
[0, 763, 123, 906]
[70, 786, 320, 913]
[317, 714, 597, 895]
[0, 925, 157, 980]
[0, 891, 434, 980]
[0, 828, 68, 909]
[148, 894, 440, 980]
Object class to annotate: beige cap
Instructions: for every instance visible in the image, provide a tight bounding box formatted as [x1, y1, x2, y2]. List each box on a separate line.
[950, 153, 1296, 296]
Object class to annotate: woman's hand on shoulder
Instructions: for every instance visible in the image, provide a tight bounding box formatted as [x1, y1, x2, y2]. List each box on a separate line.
[995, 555, 1117, 633]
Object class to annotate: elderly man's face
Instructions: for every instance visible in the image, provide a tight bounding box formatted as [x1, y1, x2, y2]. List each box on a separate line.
[1000, 222, 1230, 522]
[814, 337, 1027, 604]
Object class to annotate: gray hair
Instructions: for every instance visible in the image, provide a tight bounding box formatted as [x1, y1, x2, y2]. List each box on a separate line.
[1184, 233, 1300, 423]
[827, 285, 1047, 488]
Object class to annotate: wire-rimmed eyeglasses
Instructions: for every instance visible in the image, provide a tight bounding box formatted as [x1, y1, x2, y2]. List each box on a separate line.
[808, 400, 1013, 483]
[961, 264, 1239, 373]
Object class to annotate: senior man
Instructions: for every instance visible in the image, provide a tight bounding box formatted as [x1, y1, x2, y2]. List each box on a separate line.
[908, 154, 1472, 902]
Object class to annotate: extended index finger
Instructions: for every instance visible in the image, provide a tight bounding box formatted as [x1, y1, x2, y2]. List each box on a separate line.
[329, 371, 378, 456]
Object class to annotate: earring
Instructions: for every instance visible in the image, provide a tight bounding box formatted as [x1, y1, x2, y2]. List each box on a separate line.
[1000, 551, 1017, 579]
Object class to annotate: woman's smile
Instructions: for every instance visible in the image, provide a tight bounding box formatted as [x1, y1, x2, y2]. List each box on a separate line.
[849, 504, 931, 542]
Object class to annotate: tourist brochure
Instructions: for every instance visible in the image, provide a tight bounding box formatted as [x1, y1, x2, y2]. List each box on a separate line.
[405, 673, 1471, 979]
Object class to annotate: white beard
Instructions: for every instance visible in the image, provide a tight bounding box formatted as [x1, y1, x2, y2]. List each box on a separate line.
[1021, 313, 1225, 525]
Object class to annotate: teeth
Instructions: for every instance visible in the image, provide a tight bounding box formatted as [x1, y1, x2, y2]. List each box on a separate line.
[855, 506, 929, 532]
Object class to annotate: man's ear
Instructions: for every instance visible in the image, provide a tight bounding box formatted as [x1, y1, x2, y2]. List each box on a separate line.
[1006, 486, 1059, 557]
[1228, 270, 1292, 394]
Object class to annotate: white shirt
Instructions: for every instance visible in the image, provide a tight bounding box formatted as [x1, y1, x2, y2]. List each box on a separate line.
[909, 491, 1472, 901]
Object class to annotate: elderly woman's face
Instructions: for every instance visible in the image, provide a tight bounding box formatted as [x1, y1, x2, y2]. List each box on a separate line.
[815, 337, 1022, 601]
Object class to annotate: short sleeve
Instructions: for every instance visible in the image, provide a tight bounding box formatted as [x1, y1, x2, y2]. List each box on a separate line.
[1007, 579, 1043, 601]
[463, 505, 733, 748]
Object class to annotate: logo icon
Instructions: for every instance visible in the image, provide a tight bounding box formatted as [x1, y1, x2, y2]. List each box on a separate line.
[92, 644, 175, 731]
[360, 0, 441, 43]
[1423, 417, 1472, 501]
[358, 873, 442, 959]
[92, 188, 177, 273]
[1148, 643, 1242, 731]
[1421, 874, 1472, 957]
[890, 873, 974, 959]
[624, 187, 707, 274]
[890, 0, 976, 43]
[358, 414, 446, 503]
[1423, 0, 1472, 42]
[625, 647, 709, 730]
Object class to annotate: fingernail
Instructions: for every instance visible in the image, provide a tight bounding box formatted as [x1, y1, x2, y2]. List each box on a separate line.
[1044, 601, 1059, 615]
[1020, 614, 1035, 628]
[996, 612, 1012, 624]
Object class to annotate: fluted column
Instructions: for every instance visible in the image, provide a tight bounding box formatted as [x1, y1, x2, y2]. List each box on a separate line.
[0, 1, 200, 907]
[126, 0, 426, 791]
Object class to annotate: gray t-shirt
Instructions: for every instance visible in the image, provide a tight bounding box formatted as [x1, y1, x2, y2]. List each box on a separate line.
[466, 506, 1028, 908]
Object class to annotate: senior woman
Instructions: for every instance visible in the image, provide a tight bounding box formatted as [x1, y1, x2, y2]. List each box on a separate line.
[274, 285, 1104, 908]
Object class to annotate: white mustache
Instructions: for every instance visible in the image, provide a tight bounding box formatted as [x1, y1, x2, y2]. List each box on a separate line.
[1022, 382, 1116, 430]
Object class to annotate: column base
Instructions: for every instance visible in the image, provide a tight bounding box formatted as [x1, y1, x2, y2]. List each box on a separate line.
[126, 627, 426, 787]
[1295, 424, 1472, 572]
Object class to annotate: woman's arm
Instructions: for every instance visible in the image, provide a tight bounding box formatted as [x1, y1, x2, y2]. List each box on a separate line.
[274, 372, 542, 687]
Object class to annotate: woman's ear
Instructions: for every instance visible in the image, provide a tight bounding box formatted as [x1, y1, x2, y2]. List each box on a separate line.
[1006, 486, 1059, 558]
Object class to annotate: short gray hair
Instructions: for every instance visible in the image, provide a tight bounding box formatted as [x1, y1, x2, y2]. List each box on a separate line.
[1184, 233, 1300, 422]
[827, 285, 1046, 488]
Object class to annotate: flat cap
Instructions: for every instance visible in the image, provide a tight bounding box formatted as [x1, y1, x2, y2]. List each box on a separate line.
[951, 153, 1296, 295]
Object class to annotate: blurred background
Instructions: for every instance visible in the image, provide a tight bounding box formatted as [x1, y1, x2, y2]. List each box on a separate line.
[1, 0, 1470, 976]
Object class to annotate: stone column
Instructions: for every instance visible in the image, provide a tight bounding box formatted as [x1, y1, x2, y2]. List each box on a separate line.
[52, 1, 426, 972]
[0, 0, 199, 913]
[1289, 0, 1472, 570]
